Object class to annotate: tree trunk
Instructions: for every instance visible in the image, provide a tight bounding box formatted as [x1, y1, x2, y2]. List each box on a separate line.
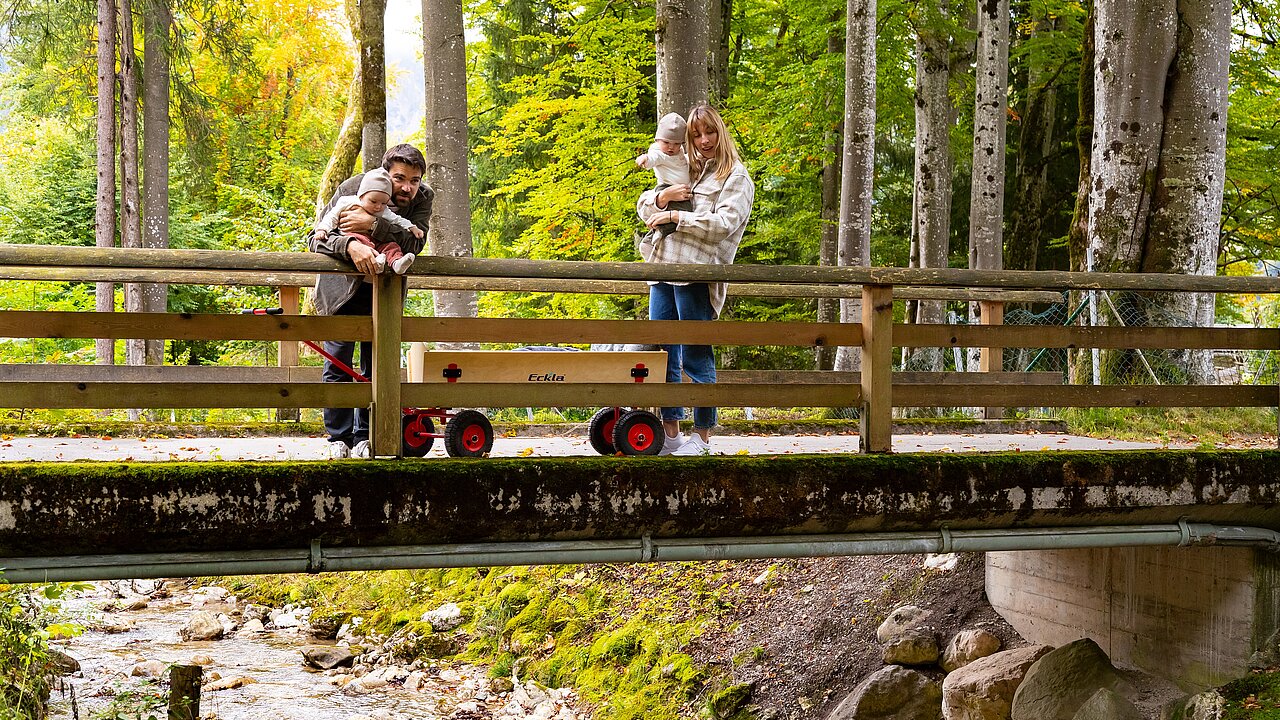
[360, 0, 387, 171]
[1141, 0, 1230, 383]
[656, 0, 709, 117]
[1066, 7, 1094, 385]
[423, 0, 477, 328]
[967, 0, 1007, 275]
[1005, 16, 1060, 273]
[141, 0, 170, 366]
[817, 16, 843, 372]
[910, 2, 953, 371]
[834, 0, 876, 374]
[95, 0, 117, 367]
[707, 0, 732, 103]
[120, 0, 145, 368]
[317, 0, 363, 211]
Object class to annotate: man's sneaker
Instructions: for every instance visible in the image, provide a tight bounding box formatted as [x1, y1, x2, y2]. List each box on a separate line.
[373, 253, 387, 273]
[391, 253, 416, 275]
[671, 434, 711, 456]
[659, 433, 686, 456]
[351, 440, 372, 459]
[327, 441, 350, 459]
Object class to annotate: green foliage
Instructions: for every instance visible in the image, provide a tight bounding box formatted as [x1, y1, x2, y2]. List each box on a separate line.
[0, 580, 87, 720]
[1221, 669, 1280, 720]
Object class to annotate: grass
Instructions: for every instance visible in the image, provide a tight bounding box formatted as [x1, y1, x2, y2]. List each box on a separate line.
[1220, 670, 1280, 719]
[1059, 407, 1277, 445]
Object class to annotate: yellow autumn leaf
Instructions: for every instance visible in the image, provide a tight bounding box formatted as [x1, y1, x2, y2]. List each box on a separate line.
[519, 447, 534, 457]
[736, 449, 750, 455]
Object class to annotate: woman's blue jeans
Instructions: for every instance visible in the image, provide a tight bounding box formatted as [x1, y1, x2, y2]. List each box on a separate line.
[649, 282, 717, 429]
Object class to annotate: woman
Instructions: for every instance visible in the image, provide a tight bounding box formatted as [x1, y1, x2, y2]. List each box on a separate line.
[636, 104, 755, 456]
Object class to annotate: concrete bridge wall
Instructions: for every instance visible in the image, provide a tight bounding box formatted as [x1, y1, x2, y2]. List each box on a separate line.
[988, 546, 1280, 690]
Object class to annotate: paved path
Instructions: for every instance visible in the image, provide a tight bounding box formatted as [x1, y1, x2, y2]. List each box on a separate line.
[0, 431, 1168, 462]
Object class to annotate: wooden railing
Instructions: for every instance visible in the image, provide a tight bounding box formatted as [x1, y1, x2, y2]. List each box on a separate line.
[2, 243, 1279, 455]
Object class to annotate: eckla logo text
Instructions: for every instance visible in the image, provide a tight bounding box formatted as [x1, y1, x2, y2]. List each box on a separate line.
[528, 372, 566, 382]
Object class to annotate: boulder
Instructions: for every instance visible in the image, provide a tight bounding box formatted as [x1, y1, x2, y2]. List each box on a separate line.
[877, 605, 931, 644]
[179, 611, 224, 642]
[942, 644, 1052, 720]
[205, 676, 258, 692]
[883, 629, 940, 666]
[130, 660, 167, 678]
[48, 649, 81, 675]
[241, 619, 265, 633]
[1162, 690, 1225, 720]
[272, 611, 301, 629]
[195, 585, 229, 601]
[301, 646, 357, 670]
[1071, 688, 1141, 720]
[421, 602, 465, 632]
[242, 604, 270, 623]
[942, 629, 1002, 673]
[188, 654, 214, 666]
[216, 613, 236, 635]
[122, 598, 149, 612]
[827, 665, 942, 720]
[1011, 638, 1133, 720]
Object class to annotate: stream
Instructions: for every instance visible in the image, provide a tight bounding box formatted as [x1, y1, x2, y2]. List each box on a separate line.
[44, 581, 581, 720]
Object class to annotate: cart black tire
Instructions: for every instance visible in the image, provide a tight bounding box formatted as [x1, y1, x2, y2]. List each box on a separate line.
[588, 407, 624, 455]
[401, 413, 435, 457]
[444, 410, 494, 458]
[611, 409, 663, 456]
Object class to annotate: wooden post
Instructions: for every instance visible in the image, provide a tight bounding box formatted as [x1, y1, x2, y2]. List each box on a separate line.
[371, 273, 404, 458]
[167, 664, 201, 720]
[860, 284, 894, 453]
[276, 285, 301, 422]
[979, 299, 1004, 419]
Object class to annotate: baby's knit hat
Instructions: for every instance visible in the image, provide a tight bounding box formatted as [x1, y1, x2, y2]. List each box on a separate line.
[358, 168, 394, 198]
[656, 113, 687, 144]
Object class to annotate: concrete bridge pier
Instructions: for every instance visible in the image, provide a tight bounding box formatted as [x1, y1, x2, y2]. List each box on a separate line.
[987, 546, 1280, 690]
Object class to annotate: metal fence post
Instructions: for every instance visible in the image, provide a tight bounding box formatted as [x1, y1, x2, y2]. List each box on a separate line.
[860, 284, 894, 453]
[372, 273, 404, 458]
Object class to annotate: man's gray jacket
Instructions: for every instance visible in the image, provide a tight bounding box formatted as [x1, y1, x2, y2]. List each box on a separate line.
[308, 173, 434, 316]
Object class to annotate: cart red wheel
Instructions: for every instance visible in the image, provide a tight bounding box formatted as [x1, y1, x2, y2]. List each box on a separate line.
[588, 407, 624, 456]
[401, 412, 435, 457]
[444, 409, 494, 458]
[611, 409, 663, 456]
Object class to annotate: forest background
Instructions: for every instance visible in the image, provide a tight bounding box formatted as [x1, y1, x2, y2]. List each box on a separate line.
[0, 0, 1278, 375]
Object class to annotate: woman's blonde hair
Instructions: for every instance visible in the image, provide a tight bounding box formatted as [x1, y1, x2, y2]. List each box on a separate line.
[686, 105, 741, 183]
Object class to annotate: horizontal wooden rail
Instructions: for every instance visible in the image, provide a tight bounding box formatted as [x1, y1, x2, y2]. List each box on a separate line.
[717, 370, 1063, 385]
[403, 318, 861, 347]
[897, 324, 1280, 350]
[5, 244, 1280, 293]
[893, 384, 1277, 408]
[0, 311, 371, 342]
[0, 382, 369, 409]
[400, 383, 861, 409]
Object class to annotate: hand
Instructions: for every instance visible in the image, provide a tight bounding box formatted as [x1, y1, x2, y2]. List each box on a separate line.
[411, 226, 424, 239]
[645, 211, 678, 230]
[657, 184, 690, 208]
[635, 155, 649, 169]
[312, 229, 325, 242]
[338, 206, 375, 234]
[346, 239, 380, 277]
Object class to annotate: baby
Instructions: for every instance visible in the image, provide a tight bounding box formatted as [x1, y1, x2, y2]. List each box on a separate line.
[312, 168, 421, 274]
[635, 112, 693, 239]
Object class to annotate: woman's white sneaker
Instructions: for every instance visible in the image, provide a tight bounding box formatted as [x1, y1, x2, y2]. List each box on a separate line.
[659, 433, 686, 456]
[671, 435, 711, 456]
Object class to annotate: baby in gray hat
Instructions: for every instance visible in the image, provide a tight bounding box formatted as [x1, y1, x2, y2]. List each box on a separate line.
[312, 167, 422, 274]
[635, 112, 693, 239]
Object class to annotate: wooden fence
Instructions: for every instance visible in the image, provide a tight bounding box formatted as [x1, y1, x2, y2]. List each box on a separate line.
[2, 243, 1279, 455]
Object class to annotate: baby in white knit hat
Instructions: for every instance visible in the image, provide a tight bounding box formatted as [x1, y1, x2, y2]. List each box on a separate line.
[312, 168, 422, 274]
[635, 112, 692, 239]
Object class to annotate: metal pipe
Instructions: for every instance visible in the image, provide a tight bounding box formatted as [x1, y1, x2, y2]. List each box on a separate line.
[1, 521, 1276, 584]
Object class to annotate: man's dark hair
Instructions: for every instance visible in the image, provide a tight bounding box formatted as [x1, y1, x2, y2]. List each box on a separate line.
[382, 144, 427, 174]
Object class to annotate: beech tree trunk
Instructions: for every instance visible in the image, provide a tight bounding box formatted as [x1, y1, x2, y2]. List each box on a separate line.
[707, 0, 732, 103]
[317, 0, 363, 211]
[120, 0, 145, 368]
[968, 0, 1007, 275]
[816, 17, 842, 372]
[140, 0, 170, 366]
[95, 0, 117, 367]
[910, 2, 953, 371]
[423, 0, 477, 327]
[1005, 15, 1060, 274]
[834, 0, 876, 374]
[656, 0, 709, 117]
[1066, 8, 1094, 385]
[360, 0, 387, 170]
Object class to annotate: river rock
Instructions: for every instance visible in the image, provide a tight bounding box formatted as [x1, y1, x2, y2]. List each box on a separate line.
[942, 629, 1002, 673]
[827, 665, 942, 720]
[883, 629, 940, 666]
[272, 611, 302, 629]
[205, 676, 258, 692]
[422, 602, 465, 632]
[195, 585, 229, 601]
[1010, 638, 1134, 720]
[188, 654, 214, 666]
[1162, 690, 1225, 720]
[179, 611, 224, 641]
[49, 649, 81, 675]
[1071, 687, 1141, 720]
[242, 604, 270, 622]
[942, 644, 1053, 720]
[130, 660, 167, 678]
[241, 618, 265, 633]
[217, 613, 237, 635]
[122, 598, 149, 612]
[490, 676, 515, 693]
[301, 646, 357, 670]
[876, 605, 931, 643]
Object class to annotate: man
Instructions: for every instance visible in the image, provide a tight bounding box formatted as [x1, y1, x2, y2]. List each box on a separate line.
[309, 144, 433, 459]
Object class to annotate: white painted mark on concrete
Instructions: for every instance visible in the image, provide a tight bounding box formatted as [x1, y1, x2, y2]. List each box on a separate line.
[0, 501, 14, 530]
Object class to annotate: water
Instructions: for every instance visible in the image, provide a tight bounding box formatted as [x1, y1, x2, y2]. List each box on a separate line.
[47, 584, 457, 720]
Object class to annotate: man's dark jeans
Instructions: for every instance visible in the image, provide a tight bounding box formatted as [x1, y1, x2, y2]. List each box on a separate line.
[322, 284, 373, 447]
